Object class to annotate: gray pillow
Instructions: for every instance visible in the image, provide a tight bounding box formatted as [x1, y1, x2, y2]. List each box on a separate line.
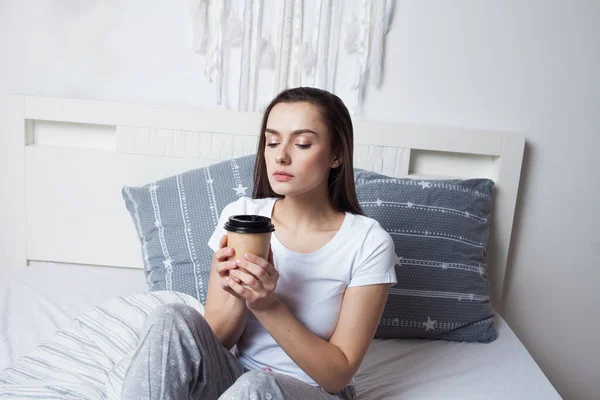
[123, 157, 497, 343]
[122, 155, 255, 304]
[355, 169, 497, 343]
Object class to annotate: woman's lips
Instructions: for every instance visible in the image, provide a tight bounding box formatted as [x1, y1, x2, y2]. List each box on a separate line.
[274, 171, 293, 182]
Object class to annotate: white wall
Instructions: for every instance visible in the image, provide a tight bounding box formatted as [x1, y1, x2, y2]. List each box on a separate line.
[1, 1, 599, 399]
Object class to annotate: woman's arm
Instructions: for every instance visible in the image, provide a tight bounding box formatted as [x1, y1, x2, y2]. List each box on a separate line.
[228, 252, 390, 393]
[252, 284, 390, 393]
[204, 235, 249, 350]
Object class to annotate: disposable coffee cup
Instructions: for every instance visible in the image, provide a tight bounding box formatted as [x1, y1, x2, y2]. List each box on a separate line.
[224, 215, 275, 283]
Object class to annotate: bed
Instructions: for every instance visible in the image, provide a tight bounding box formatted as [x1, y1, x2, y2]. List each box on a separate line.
[0, 95, 561, 399]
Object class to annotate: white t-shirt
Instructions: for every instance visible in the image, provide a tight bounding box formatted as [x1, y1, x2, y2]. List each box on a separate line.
[207, 197, 397, 386]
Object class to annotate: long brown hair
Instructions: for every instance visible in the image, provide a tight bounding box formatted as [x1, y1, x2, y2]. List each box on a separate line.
[252, 87, 364, 216]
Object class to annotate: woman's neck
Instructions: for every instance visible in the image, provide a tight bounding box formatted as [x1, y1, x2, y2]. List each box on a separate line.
[273, 190, 340, 233]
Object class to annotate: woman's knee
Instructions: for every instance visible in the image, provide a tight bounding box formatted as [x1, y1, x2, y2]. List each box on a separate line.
[145, 303, 207, 331]
[149, 303, 200, 319]
[224, 371, 280, 396]
[238, 370, 276, 383]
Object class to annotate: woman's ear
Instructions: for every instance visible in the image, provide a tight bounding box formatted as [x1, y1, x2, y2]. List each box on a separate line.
[331, 158, 342, 168]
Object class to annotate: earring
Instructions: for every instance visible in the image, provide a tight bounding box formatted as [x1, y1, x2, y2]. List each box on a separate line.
[333, 160, 342, 168]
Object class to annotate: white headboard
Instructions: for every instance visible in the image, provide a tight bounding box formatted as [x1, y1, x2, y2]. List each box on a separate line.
[0, 95, 524, 309]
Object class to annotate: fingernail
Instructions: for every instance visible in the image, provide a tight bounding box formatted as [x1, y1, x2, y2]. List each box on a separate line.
[244, 253, 251, 260]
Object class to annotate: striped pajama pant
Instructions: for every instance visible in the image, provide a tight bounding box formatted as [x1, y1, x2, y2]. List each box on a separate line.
[121, 303, 356, 400]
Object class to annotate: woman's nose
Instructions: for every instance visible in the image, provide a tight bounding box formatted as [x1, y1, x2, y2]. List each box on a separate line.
[275, 147, 290, 165]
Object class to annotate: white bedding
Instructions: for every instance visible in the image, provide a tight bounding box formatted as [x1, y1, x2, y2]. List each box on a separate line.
[356, 317, 561, 399]
[0, 262, 147, 370]
[0, 290, 202, 399]
[0, 262, 561, 399]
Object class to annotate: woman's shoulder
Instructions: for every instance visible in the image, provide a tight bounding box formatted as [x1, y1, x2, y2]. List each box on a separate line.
[347, 213, 393, 245]
[345, 214, 396, 270]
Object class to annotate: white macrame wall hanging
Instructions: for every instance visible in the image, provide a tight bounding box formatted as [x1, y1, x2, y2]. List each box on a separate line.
[188, 0, 394, 114]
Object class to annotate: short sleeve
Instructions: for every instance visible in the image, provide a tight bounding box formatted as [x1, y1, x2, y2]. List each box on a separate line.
[347, 226, 397, 288]
[207, 202, 236, 252]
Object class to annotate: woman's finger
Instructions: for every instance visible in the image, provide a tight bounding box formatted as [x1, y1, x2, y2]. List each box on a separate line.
[229, 267, 263, 290]
[220, 277, 244, 299]
[235, 259, 269, 280]
[215, 247, 234, 262]
[221, 234, 230, 248]
[214, 235, 231, 261]
[225, 271, 241, 283]
[216, 260, 238, 275]
[228, 277, 249, 296]
[244, 253, 277, 277]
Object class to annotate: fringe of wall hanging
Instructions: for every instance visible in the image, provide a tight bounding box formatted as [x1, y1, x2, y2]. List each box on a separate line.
[188, 0, 394, 114]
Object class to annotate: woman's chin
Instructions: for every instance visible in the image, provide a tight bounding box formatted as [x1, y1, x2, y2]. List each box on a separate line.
[270, 184, 292, 196]
[269, 180, 299, 196]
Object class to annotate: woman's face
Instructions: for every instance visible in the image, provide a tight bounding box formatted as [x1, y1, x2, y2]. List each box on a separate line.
[264, 101, 337, 197]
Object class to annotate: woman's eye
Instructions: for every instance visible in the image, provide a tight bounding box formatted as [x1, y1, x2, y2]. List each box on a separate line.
[296, 144, 311, 149]
[266, 143, 279, 148]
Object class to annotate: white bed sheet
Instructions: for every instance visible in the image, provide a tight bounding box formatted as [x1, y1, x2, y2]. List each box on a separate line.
[356, 316, 561, 399]
[0, 261, 147, 370]
[0, 262, 561, 399]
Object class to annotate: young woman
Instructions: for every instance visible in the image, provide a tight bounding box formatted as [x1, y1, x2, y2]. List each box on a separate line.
[122, 87, 397, 400]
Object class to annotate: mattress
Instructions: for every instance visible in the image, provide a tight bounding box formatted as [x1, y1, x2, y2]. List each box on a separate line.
[0, 262, 561, 399]
[356, 317, 561, 399]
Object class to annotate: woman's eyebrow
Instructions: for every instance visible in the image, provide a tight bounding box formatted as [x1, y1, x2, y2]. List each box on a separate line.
[265, 128, 318, 136]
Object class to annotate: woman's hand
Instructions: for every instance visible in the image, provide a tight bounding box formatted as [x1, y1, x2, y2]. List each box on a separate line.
[227, 248, 280, 311]
[213, 235, 244, 299]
